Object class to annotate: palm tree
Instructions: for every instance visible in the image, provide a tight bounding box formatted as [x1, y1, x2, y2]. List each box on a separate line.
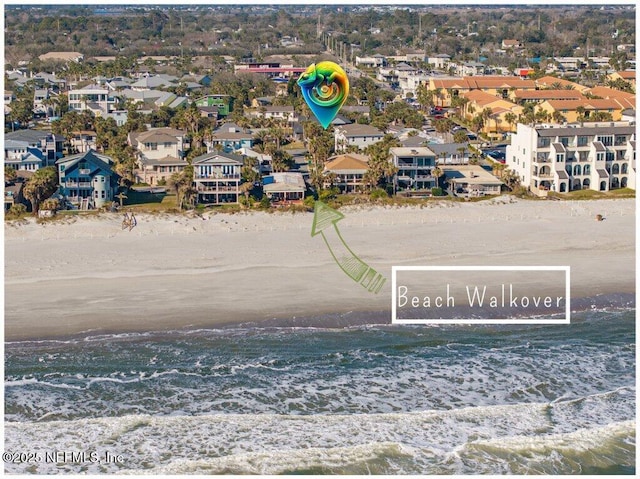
[239, 181, 253, 207]
[504, 112, 517, 132]
[431, 166, 444, 188]
[434, 88, 444, 107]
[551, 111, 566, 124]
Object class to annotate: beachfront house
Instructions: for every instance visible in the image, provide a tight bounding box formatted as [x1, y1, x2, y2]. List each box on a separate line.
[263, 172, 306, 204]
[443, 165, 503, 197]
[192, 151, 243, 205]
[56, 150, 120, 209]
[506, 121, 636, 196]
[128, 127, 188, 185]
[323, 153, 370, 193]
[389, 147, 438, 194]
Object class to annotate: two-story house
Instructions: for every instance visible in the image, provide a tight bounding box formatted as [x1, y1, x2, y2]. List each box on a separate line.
[56, 150, 120, 209]
[5, 130, 65, 167]
[68, 84, 118, 117]
[323, 154, 370, 193]
[207, 124, 254, 153]
[250, 105, 297, 124]
[4, 140, 45, 171]
[334, 124, 385, 152]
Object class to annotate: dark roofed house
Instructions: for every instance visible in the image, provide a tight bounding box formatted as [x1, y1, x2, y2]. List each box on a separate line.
[56, 150, 120, 209]
[5, 130, 64, 166]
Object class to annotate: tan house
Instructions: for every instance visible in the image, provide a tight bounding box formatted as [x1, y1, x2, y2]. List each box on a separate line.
[462, 90, 523, 133]
[428, 76, 536, 107]
[607, 71, 636, 91]
[586, 86, 636, 110]
[501, 39, 522, 50]
[535, 76, 590, 93]
[323, 153, 370, 193]
[537, 99, 626, 123]
[512, 89, 584, 104]
[128, 127, 187, 162]
[129, 127, 188, 185]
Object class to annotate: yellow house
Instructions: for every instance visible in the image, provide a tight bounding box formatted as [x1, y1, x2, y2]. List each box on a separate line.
[607, 71, 636, 92]
[586, 86, 636, 110]
[535, 76, 590, 93]
[428, 76, 536, 107]
[537, 99, 625, 123]
[428, 78, 471, 107]
[512, 89, 584, 104]
[462, 90, 523, 134]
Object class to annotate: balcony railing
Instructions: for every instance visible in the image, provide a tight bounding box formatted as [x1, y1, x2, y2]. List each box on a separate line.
[194, 174, 241, 180]
[67, 181, 92, 188]
[196, 186, 239, 192]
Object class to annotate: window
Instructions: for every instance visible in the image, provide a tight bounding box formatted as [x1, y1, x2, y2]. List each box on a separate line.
[614, 136, 627, 146]
[606, 152, 615, 162]
[559, 137, 569, 146]
[101, 191, 106, 199]
[537, 138, 551, 148]
[597, 153, 604, 161]
[576, 136, 589, 146]
[597, 135, 613, 146]
[556, 154, 564, 162]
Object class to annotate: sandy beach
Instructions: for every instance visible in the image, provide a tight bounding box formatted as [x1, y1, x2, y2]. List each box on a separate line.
[4, 197, 635, 341]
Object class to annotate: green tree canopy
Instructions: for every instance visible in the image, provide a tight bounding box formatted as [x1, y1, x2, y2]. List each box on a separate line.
[23, 166, 58, 214]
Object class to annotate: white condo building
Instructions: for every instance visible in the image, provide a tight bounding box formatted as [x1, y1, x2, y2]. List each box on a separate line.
[506, 122, 636, 196]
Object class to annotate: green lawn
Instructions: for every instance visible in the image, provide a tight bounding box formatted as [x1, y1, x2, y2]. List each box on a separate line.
[557, 188, 635, 200]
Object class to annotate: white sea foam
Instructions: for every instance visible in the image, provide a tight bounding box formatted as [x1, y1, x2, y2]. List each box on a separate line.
[4, 402, 635, 475]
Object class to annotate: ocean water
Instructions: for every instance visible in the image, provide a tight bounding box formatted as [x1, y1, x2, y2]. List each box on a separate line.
[4, 309, 636, 474]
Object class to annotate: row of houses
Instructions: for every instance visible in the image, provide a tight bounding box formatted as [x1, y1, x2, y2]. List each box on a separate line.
[422, 74, 636, 136]
[8, 119, 636, 211]
[47, 142, 497, 212]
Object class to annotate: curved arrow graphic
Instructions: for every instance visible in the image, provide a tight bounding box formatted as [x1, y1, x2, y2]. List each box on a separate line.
[311, 201, 386, 294]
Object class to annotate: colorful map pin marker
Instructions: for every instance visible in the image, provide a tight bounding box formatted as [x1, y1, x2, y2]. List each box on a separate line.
[297, 61, 349, 129]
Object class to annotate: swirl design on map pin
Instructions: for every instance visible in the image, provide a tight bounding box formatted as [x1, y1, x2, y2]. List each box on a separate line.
[297, 61, 349, 129]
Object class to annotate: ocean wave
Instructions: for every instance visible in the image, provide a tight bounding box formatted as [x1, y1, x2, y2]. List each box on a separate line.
[456, 420, 635, 475]
[4, 405, 634, 475]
